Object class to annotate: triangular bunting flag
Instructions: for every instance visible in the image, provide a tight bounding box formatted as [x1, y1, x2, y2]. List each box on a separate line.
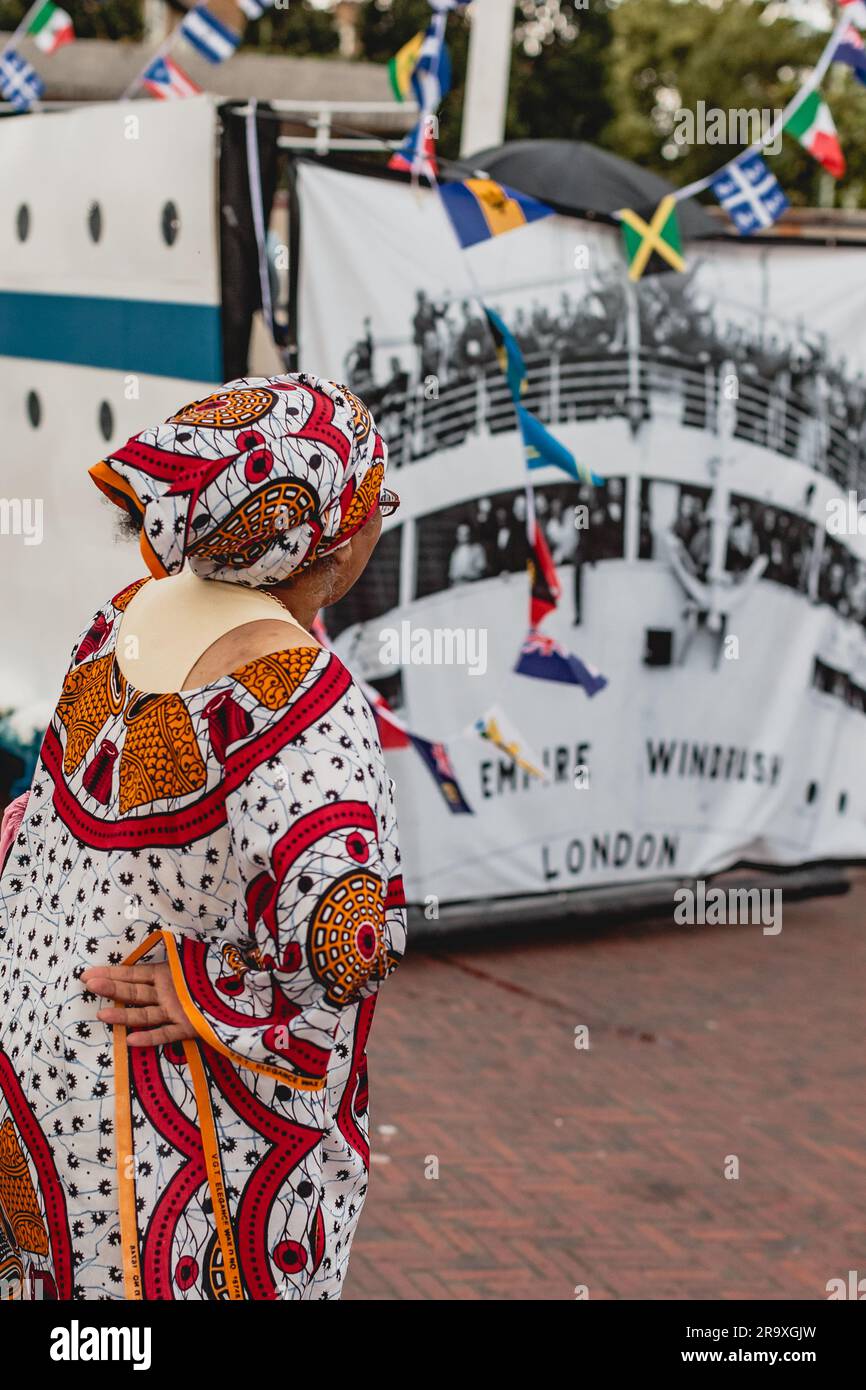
[710, 153, 789, 235]
[784, 90, 845, 178]
[408, 735, 473, 814]
[27, 1, 74, 54]
[528, 510, 562, 626]
[473, 706, 549, 782]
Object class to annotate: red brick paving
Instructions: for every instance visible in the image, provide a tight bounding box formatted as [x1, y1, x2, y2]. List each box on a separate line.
[345, 873, 866, 1300]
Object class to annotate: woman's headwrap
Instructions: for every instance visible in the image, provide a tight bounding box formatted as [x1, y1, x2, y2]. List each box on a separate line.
[89, 373, 387, 586]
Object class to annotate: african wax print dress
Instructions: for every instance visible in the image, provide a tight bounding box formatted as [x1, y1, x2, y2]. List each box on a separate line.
[0, 578, 406, 1301]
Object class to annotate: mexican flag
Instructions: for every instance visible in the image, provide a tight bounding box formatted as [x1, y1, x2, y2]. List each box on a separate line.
[27, 1, 75, 56]
[784, 91, 845, 178]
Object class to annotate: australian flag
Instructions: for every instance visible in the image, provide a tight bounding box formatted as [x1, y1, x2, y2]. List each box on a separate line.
[0, 50, 44, 111]
[515, 632, 608, 697]
[710, 152, 789, 236]
[835, 22, 866, 85]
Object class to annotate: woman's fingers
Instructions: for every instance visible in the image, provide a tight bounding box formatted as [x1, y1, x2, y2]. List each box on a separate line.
[127, 1022, 195, 1048]
[96, 1004, 168, 1028]
[83, 974, 159, 1006]
[84, 961, 197, 1046]
[82, 964, 156, 987]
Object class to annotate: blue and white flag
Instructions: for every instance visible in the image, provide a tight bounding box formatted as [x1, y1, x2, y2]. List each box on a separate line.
[238, 0, 274, 18]
[710, 152, 789, 236]
[180, 5, 241, 64]
[0, 49, 45, 111]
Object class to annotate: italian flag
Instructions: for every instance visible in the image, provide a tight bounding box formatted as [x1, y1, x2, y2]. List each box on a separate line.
[27, 1, 75, 56]
[784, 90, 845, 178]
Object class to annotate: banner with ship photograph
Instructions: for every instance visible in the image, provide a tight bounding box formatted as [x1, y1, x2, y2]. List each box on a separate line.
[296, 161, 866, 907]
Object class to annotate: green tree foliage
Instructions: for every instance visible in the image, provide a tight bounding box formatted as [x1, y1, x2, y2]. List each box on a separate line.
[358, 0, 468, 158]
[357, 0, 614, 158]
[605, 0, 866, 206]
[3, 0, 863, 204]
[507, 0, 615, 145]
[242, 0, 338, 57]
[0, 0, 143, 41]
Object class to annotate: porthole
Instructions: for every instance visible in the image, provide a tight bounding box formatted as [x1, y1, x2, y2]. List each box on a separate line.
[161, 200, 180, 247]
[26, 390, 41, 428]
[98, 400, 114, 441]
[16, 204, 30, 242]
[87, 201, 103, 243]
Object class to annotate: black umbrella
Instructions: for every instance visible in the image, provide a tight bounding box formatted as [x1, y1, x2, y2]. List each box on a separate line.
[454, 139, 718, 238]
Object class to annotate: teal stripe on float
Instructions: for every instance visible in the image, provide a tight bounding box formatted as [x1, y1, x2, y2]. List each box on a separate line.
[0, 291, 222, 382]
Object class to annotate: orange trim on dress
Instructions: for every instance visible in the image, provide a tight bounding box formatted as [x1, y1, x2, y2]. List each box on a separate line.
[159, 930, 327, 1091]
[112, 1019, 143, 1301]
[183, 1041, 245, 1300]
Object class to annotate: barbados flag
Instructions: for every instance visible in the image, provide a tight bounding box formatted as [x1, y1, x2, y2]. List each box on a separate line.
[440, 178, 553, 249]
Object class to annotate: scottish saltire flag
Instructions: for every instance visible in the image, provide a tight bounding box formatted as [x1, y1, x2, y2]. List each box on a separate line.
[239, 0, 274, 18]
[389, 31, 425, 101]
[440, 178, 553, 249]
[474, 706, 548, 782]
[180, 5, 241, 63]
[0, 50, 44, 110]
[710, 153, 789, 235]
[835, 23, 866, 83]
[515, 632, 608, 697]
[408, 735, 473, 814]
[143, 56, 201, 101]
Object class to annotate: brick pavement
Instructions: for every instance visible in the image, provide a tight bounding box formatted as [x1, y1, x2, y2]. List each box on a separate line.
[345, 873, 866, 1300]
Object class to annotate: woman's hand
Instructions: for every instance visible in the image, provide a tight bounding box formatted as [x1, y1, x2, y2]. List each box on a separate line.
[81, 962, 198, 1047]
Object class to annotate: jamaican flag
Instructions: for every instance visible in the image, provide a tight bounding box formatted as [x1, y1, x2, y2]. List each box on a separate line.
[618, 195, 686, 281]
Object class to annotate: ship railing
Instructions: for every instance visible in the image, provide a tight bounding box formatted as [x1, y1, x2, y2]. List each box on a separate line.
[372, 351, 863, 492]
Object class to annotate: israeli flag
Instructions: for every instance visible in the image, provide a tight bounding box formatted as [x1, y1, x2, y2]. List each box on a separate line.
[0, 49, 45, 111]
[711, 152, 789, 236]
[181, 5, 241, 64]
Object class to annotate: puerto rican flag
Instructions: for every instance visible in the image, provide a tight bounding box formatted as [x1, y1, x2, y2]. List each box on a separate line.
[142, 56, 201, 101]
